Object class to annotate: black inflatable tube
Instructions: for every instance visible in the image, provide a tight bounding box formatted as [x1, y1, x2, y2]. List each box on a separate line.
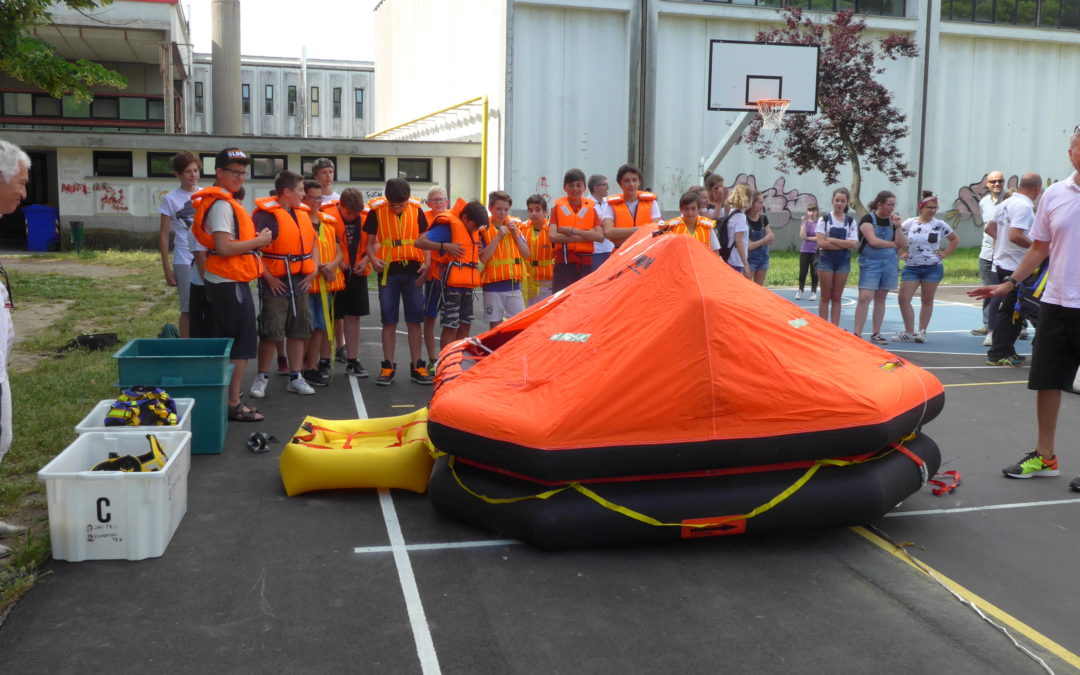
[429, 393, 943, 482]
[428, 433, 941, 550]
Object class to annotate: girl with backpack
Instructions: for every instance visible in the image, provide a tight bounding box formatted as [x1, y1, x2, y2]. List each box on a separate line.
[894, 191, 959, 343]
[720, 184, 752, 278]
[745, 191, 774, 286]
[853, 190, 906, 344]
[815, 187, 858, 326]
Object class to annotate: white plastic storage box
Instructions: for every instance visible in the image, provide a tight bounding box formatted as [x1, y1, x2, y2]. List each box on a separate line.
[38, 431, 191, 562]
[74, 398, 195, 435]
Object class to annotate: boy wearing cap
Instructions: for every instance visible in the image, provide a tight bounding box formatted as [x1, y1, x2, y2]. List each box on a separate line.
[191, 147, 272, 422]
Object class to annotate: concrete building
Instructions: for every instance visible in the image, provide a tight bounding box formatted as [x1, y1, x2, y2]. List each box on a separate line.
[372, 0, 1080, 248]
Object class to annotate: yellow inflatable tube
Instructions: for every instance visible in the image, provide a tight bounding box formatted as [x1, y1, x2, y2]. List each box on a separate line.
[280, 408, 434, 497]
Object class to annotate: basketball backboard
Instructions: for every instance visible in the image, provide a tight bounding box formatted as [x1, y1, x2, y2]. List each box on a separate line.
[707, 40, 820, 114]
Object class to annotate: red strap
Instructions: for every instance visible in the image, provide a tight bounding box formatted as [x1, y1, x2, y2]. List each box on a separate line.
[928, 470, 961, 496]
[891, 441, 928, 486]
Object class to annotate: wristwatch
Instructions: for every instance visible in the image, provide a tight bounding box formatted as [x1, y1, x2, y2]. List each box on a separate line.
[1003, 276, 1018, 287]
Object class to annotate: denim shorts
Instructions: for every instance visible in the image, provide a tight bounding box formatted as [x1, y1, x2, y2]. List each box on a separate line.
[423, 279, 442, 319]
[377, 271, 424, 324]
[817, 251, 851, 274]
[901, 263, 944, 283]
[857, 256, 899, 291]
[308, 294, 327, 332]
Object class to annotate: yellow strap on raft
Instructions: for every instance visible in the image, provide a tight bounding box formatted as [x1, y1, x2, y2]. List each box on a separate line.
[448, 449, 896, 530]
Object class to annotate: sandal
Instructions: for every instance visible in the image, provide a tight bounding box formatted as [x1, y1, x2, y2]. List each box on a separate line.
[228, 402, 264, 422]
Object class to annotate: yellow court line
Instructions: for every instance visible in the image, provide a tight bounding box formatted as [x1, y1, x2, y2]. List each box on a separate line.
[391, 404, 417, 409]
[850, 526, 1080, 669]
[944, 380, 1028, 388]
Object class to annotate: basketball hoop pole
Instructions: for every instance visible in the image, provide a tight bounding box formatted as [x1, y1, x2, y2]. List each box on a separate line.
[701, 112, 754, 179]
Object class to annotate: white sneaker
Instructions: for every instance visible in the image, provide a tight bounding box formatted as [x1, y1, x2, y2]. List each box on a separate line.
[287, 376, 315, 395]
[808, 292, 817, 301]
[982, 331, 993, 347]
[794, 290, 804, 300]
[914, 330, 927, 343]
[249, 373, 269, 398]
[1019, 327, 1030, 340]
[892, 331, 914, 342]
[0, 520, 26, 537]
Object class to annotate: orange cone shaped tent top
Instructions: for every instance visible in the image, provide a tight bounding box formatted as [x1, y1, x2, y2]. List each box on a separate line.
[429, 227, 944, 482]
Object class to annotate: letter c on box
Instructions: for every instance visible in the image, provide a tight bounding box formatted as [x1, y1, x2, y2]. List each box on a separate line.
[96, 497, 111, 523]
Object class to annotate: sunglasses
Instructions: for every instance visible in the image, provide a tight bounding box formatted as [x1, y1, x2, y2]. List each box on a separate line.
[987, 179, 1004, 184]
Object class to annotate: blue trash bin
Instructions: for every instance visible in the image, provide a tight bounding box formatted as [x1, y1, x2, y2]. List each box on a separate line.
[24, 204, 60, 252]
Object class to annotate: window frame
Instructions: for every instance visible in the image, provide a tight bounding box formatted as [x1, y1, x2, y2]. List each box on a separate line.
[354, 88, 364, 119]
[194, 81, 205, 114]
[349, 157, 385, 182]
[250, 153, 288, 180]
[288, 85, 297, 117]
[333, 87, 342, 118]
[242, 83, 251, 115]
[397, 158, 433, 183]
[147, 152, 177, 178]
[310, 86, 320, 117]
[92, 150, 134, 177]
[264, 84, 274, 115]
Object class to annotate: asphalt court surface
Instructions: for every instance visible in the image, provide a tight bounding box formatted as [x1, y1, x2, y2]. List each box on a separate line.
[1, 287, 1078, 673]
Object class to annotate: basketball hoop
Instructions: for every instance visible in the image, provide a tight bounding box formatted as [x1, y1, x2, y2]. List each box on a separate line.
[756, 99, 790, 131]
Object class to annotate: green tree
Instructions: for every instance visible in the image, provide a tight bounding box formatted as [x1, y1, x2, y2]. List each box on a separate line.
[0, 0, 127, 101]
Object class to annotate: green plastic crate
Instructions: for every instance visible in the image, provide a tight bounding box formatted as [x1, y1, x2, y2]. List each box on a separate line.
[113, 338, 233, 384]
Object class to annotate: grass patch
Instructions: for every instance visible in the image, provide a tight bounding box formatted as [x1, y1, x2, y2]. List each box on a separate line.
[0, 250, 175, 615]
[761, 247, 983, 286]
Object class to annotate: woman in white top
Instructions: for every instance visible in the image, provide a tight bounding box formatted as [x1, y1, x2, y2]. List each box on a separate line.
[815, 187, 859, 326]
[894, 191, 959, 343]
[158, 151, 201, 337]
[721, 183, 752, 278]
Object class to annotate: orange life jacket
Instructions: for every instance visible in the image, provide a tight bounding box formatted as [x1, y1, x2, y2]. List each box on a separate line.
[191, 186, 262, 282]
[442, 216, 482, 289]
[607, 191, 659, 229]
[368, 196, 425, 265]
[321, 200, 370, 275]
[310, 212, 346, 293]
[665, 216, 715, 247]
[424, 209, 461, 281]
[480, 217, 526, 284]
[254, 197, 317, 278]
[519, 219, 554, 282]
[552, 196, 597, 264]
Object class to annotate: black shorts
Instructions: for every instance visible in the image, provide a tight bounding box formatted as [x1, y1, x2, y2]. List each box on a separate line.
[334, 273, 370, 317]
[203, 280, 257, 360]
[1028, 302, 1080, 391]
[188, 283, 209, 338]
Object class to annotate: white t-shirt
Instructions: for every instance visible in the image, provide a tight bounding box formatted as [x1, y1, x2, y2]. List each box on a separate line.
[321, 191, 340, 204]
[978, 193, 1003, 261]
[992, 193, 1035, 272]
[159, 187, 198, 265]
[1030, 173, 1080, 308]
[592, 196, 614, 254]
[726, 211, 751, 267]
[902, 217, 955, 267]
[200, 200, 240, 284]
[818, 213, 859, 242]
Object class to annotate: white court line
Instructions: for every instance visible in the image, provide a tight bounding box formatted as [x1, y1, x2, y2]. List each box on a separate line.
[886, 497, 1080, 517]
[354, 539, 520, 554]
[350, 377, 439, 674]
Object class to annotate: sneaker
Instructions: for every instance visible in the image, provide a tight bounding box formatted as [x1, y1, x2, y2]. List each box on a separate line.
[913, 330, 927, 343]
[346, 360, 370, 378]
[892, 332, 914, 342]
[1002, 450, 1059, 478]
[982, 332, 994, 347]
[808, 292, 817, 301]
[869, 333, 889, 345]
[1019, 327, 1030, 340]
[0, 520, 27, 537]
[427, 359, 437, 375]
[287, 376, 315, 395]
[411, 359, 434, 385]
[1070, 476, 1080, 492]
[970, 326, 989, 336]
[317, 359, 332, 380]
[335, 351, 348, 363]
[794, 290, 804, 300]
[1010, 353, 1027, 363]
[276, 355, 289, 376]
[987, 356, 1024, 367]
[376, 360, 395, 386]
[249, 373, 269, 398]
[302, 369, 329, 387]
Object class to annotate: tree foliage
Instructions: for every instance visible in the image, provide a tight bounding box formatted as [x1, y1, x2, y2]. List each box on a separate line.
[741, 8, 918, 214]
[0, 0, 127, 101]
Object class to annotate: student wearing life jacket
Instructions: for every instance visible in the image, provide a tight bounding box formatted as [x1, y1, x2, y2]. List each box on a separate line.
[421, 186, 452, 372]
[480, 190, 530, 329]
[549, 168, 603, 293]
[587, 174, 614, 272]
[520, 193, 554, 306]
[664, 191, 721, 253]
[191, 147, 272, 422]
[602, 164, 661, 249]
[300, 180, 344, 387]
[247, 170, 321, 399]
[329, 188, 372, 379]
[416, 199, 487, 354]
[364, 178, 433, 386]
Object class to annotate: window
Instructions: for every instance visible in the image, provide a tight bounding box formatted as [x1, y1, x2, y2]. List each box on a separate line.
[251, 154, 287, 179]
[199, 153, 217, 178]
[91, 98, 119, 119]
[62, 95, 90, 118]
[350, 157, 384, 182]
[333, 87, 342, 118]
[941, 0, 1076, 25]
[354, 88, 364, 119]
[119, 98, 147, 121]
[288, 85, 297, 116]
[242, 84, 250, 115]
[310, 86, 319, 117]
[33, 95, 61, 117]
[264, 84, 274, 115]
[194, 81, 204, 114]
[147, 152, 176, 178]
[2, 92, 32, 116]
[397, 158, 432, 182]
[93, 151, 133, 177]
[148, 99, 165, 120]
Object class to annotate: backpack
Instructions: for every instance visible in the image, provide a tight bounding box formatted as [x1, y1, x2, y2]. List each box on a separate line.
[716, 210, 739, 263]
[1014, 258, 1050, 325]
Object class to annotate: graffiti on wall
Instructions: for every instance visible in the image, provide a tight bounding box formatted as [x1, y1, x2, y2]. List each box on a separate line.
[730, 174, 818, 231]
[61, 183, 89, 195]
[93, 183, 129, 213]
[942, 173, 1019, 231]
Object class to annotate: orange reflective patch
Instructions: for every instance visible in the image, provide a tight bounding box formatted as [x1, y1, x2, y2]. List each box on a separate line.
[680, 515, 747, 539]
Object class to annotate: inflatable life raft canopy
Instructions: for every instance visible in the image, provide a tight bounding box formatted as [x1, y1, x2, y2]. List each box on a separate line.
[429, 227, 945, 482]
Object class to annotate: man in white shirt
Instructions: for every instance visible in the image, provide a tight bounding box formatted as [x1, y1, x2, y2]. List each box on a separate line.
[0, 139, 30, 549]
[587, 174, 614, 272]
[312, 157, 340, 203]
[973, 171, 1005, 336]
[986, 173, 1040, 365]
[970, 131, 1080, 487]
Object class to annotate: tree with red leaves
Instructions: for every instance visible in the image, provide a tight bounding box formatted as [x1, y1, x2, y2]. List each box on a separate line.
[741, 8, 918, 215]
